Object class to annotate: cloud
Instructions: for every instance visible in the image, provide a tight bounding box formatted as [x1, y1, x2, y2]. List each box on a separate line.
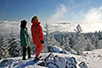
[0, 20, 32, 38]
[84, 7, 102, 23]
[48, 21, 77, 32]
[81, 6, 102, 32]
[48, 4, 67, 22]
[46, 6, 102, 33]
[1, 6, 102, 35]
[0, 20, 20, 35]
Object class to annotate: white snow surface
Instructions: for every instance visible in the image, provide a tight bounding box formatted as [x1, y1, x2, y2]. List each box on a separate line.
[0, 49, 102, 68]
[51, 46, 63, 52]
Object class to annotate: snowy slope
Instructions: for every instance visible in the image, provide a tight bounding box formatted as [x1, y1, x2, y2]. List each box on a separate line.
[0, 49, 102, 68]
[82, 49, 102, 68]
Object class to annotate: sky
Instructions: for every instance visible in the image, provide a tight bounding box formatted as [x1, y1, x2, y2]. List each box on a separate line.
[0, 0, 102, 34]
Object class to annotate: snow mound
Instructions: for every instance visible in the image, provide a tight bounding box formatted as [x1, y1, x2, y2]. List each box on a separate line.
[38, 53, 87, 68]
[48, 46, 69, 54]
[1, 49, 102, 68]
[0, 53, 88, 68]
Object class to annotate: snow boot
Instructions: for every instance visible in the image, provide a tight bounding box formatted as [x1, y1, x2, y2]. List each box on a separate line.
[28, 56, 31, 59]
[22, 57, 26, 60]
[33, 57, 40, 62]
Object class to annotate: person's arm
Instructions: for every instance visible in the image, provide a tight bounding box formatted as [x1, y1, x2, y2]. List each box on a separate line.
[23, 29, 29, 48]
[38, 25, 44, 44]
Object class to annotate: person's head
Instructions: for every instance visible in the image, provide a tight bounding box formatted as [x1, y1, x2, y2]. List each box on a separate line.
[31, 16, 39, 22]
[20, 20, 27, 28]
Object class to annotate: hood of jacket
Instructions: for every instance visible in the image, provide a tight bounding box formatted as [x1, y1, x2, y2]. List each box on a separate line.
[31, 20, 40, 25]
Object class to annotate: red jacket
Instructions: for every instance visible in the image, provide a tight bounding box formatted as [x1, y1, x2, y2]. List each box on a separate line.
[31, 20, 44, 45]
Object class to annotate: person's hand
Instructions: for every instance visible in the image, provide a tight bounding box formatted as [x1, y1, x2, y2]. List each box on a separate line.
[41, 40, 44, 44]
[25, 45, 28, 48]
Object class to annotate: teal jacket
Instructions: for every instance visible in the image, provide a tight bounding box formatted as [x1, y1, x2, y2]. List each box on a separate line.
[20, 27, 30, 47]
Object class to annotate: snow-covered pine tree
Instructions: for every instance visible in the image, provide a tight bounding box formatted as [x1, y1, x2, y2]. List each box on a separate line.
[30, 37, 36, 54]
[94, 31, 99, 49]
[0, 33, 10, 59]
[62, 37, 71, 51]
[45, 33, 62, 52]
[85, 39, 95, 51]
[43, 22, 51, 52]
[49, 34, 60, 46]
[97, 40, 102, 49]
[74, 24, 82, 36]
[54, 35, 62, 47]
[98, 31, 102, 40]
[8, 27, 20, 57]
[73, 24, 85, 55]
[96, 31, 102, 49]
[69, 33, 76, 48]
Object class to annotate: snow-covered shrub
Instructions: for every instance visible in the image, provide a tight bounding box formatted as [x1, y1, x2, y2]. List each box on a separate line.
[47, 63, 58, 68]
[38, 54, 80, 68]
[98, 55, 101, 57]
[48, 46, 70, 54]
[79, 61, 88, 68]
[51, 46, 63, 52]
[0, 34, 10, 59]
[8, 31, 20, 57]
[59, 50, 69, 54]
[69, 49, 77, 54]
[54, 55, 66, 68]
[48, 46, 63, 53]
[66, 57, 77, 68]
[0, 59, 12, 67]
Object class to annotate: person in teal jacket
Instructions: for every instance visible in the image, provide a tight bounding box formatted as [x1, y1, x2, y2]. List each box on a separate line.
[20, 20, 31, 60]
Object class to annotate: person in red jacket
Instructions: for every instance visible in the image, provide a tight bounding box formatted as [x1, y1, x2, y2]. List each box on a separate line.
[31, 16, 44, 61]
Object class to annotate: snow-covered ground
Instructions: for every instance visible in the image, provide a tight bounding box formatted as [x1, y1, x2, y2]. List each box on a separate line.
[0, 49, 102, 68]
[82, 49, 102, 68]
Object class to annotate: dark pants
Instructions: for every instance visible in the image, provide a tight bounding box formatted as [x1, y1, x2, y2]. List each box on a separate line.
[23, 46, 31, 59]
